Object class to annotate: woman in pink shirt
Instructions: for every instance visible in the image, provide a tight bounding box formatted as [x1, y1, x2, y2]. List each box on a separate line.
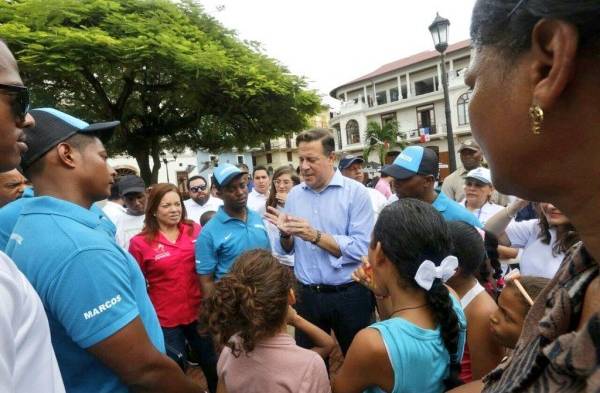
[129, 183, 218, 392]
[205, 249, 334, 393]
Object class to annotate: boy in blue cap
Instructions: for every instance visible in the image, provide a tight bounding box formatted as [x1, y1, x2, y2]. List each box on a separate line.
[383, 146, 482, 228]
[196, 163, 270, 297]
[6, 108, 204, 393]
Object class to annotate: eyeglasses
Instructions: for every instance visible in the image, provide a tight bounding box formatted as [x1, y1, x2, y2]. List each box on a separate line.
[274, 179, 293, 186]
[189, 185, 207, 192]
[0, 83, 30, 122]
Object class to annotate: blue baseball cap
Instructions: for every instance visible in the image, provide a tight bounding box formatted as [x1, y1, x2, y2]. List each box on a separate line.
[212, 163, 246, 188]
[338, 154, 364, 170]
[22, 108, 119, 169]
[381, 146, 439, 180]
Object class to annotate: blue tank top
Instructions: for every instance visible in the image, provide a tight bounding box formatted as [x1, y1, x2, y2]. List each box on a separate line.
[365, 296, 466, 393]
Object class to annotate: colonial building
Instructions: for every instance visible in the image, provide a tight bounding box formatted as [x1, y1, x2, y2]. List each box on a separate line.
[329, 39, 473, 179]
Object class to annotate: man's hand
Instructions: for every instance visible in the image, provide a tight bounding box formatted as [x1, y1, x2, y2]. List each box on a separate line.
[284, 216, 317, 242]
[265, 206, 292, 236]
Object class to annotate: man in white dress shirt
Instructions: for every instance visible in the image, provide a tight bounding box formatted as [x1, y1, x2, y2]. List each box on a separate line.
[246, 165, 270, 215]
[183, 175, 223, 224]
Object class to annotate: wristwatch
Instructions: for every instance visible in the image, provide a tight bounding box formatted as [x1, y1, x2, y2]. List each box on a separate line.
[311, 230, 322, 244]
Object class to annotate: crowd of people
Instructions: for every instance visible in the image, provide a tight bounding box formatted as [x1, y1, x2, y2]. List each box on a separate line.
[1, 0, 599, 392]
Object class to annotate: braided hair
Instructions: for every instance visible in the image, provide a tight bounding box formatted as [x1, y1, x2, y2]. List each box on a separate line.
[374, 199, 463, 389]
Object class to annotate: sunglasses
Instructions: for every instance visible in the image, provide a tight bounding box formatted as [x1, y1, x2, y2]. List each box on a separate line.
[190, 185, 207, 192]
[0, 83, 30, 122]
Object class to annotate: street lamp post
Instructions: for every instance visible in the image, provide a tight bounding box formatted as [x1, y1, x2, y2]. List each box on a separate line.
[429, 13, 457, 173]
[159, 151, 177, 184]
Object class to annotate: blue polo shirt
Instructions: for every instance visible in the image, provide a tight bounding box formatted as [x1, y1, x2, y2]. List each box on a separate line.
[432, 191, 482, 228]
[0, 194, 116, 250]
[196, 206, 270, 279]
[5, 196, 164, 393]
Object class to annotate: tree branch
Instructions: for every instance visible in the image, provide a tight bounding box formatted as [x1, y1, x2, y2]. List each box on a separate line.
[80, 66, 115, 118]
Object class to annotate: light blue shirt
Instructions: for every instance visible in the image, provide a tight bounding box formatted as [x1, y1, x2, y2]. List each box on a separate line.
[195, 206, 270, 279]
[5, 196, 164, 393]
[366, 296, 467, 393]
[432, 192, 482, 228]
[276, 170, 373, 285]
[0, 193, 116, 250]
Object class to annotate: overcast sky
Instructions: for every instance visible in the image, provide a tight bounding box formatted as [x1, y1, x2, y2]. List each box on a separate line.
[198, 0, 478, 107]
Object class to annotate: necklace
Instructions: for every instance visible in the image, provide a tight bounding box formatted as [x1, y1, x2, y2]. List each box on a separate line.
[390, 303, 428, 316]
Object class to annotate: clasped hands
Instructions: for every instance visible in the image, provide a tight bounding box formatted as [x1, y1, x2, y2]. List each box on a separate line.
[265, 206, 318, 242]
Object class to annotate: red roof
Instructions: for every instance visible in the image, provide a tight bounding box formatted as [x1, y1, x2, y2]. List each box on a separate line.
[330, 39, 471, 98]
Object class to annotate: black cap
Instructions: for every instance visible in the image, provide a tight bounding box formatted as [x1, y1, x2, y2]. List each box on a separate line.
[22, 108, 119, 169]
[382, 146, 439, 180]
[118, 175, 146, 196]
[338, 155, 364, 170]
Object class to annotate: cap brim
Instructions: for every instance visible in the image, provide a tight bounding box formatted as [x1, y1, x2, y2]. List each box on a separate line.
[121, 186, 146, 195]
[339, 157, 364, 170]
[83, 121, 120, 143]
[458, 146, 480, 152]
[465, 176, 491, 185]
[382, 164, 417, 180]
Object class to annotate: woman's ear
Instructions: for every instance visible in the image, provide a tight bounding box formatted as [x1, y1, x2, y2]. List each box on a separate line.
[288, 288, 296, 306]
[372, 241, 386, 267]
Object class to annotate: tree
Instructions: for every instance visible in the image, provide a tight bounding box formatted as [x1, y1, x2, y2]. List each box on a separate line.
[362, 120, 406, 165]
[0, 0, 321, 183]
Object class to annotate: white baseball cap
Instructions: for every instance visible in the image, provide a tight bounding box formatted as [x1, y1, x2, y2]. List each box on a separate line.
[465, 167, 492, 185]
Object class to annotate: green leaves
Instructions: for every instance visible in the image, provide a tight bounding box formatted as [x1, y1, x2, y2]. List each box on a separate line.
[2, 0, 321, 183]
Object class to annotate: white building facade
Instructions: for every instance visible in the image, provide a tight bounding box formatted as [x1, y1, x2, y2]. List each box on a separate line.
[329, 39, 474, 180]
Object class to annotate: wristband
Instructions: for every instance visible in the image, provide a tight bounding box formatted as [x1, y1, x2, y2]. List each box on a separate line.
[311, 230, 322, 244]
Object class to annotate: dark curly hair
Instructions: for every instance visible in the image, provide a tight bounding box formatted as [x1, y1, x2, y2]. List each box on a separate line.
[204, 249, 295, 356]
[447, 221, 486, 277]
[374, 199, 462, 389]
[535, 205, 580, 257]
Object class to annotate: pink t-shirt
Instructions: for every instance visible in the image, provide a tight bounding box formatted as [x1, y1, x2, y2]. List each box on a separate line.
[218, 333, 331, 393]
[375, 178, 392, 199]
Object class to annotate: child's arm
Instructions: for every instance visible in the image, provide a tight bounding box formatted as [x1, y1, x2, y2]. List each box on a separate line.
[287, 306, 334, 359]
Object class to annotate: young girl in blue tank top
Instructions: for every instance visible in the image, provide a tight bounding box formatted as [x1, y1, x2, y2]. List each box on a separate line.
[334, 199, 467, 393]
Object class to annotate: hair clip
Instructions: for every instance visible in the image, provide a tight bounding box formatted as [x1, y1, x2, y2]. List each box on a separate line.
[505, 269, 534, 306]
[507, 0, 528, 18]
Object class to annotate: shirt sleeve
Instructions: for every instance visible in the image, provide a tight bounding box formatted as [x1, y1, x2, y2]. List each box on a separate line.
[45, 248, 140, 349]
[505, 219, 537, 248]
[330, 186, 374, 267]
[195, 229, 217, 275]
[127, 237, 146, 275]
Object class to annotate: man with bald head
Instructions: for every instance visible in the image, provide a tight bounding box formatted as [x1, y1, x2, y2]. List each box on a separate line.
[0, 168, 28, 207]
[0, 40, 65, 392]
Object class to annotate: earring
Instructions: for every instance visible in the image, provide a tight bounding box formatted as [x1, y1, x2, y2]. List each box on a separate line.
[529, 104, 544, 135]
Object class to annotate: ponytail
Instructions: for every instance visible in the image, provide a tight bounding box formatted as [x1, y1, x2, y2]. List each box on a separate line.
[426, 281, 463, 390]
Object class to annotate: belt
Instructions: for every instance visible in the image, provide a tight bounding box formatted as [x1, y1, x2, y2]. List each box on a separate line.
[300, 281, 357, 293]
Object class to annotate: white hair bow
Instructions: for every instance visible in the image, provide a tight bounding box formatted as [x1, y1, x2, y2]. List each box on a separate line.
[414, 256, 459, 291]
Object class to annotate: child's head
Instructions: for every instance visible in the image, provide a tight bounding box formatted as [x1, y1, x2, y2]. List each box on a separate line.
[200, 210, 216, 227]
[446, 221, 486, 280]
[489, 276, 550, 349]
[371, 199, 462, 389]
[204, 249, 295, 356]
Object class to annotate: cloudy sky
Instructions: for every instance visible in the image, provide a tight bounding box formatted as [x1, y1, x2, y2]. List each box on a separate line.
[198, 0, 478, 107]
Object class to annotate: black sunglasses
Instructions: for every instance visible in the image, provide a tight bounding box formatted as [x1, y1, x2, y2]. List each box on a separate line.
[0, 83, 30, 121]
[190, 185, 207, 192]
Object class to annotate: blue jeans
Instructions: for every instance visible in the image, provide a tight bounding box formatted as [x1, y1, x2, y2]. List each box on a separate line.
[162, 321, 218, 393]
[294, 282, 375, 357]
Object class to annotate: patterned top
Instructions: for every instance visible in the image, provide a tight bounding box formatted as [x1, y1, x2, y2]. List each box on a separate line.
[483, 242, 600, 392]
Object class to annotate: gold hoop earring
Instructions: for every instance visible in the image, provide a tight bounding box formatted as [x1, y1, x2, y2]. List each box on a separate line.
[529, 104, 544, 135]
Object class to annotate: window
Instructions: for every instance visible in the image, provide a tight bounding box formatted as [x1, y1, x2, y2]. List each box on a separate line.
[237, 155, 244, 164]
[401, 85, 407, 99]
[285, 135, 292, 148]
[381, 112, 397, 125]
[376, 91, 387, 105]
[287, 151, 293, 162]
[457, 91, 471, 126]
[390, 87, 399, 102]
[414, 78, 436, 96]
[416, 104, 436, 134]
[264, 140, 271, 151]
[209, 155, 218, 166]
[252, 156, 257, 167]
[266, 153, 272, 164]
[345, 119, 360, 145]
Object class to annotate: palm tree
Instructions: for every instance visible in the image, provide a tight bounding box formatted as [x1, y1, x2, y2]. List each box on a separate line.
[363, 120, 406, 165]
